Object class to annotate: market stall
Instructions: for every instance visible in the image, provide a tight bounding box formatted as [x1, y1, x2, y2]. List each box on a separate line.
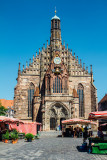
[0, 116, 42, 141]
[61, 118, 97, 137]
[88, 111, 107, 154]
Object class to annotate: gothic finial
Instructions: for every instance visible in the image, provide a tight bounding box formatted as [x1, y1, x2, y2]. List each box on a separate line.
[23, 65, 24, 70]
[39, 48, 40, 54]
[63, 40, 65, 47]
[18, 62, 21, 75]
[36, 51, 37, 57]
[33, 55, 34, 60]
[67, 44, 68, 50]
[18, 62, 21, 71]
[47, 40, 48, 46]
[43, 44, 45, 49]
[90, 65, 93, 74]
[83, 63, 85, 70]
[77, 56, 78, 62]
[80, 59, 82, 66]
[74, 52, 75, 58]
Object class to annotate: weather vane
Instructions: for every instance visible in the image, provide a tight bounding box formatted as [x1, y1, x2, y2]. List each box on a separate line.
[55, 7, 56, 15]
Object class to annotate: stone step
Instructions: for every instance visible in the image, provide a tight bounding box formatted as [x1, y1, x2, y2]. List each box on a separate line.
[39, 131, 62, 137]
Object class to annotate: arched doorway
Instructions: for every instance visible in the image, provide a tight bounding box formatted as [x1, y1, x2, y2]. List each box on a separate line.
[49, 102, 69, 130]
[50, 118, 56, 130]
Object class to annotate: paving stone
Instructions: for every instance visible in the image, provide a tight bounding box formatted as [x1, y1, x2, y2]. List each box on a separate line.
[0, 137, 107, 160]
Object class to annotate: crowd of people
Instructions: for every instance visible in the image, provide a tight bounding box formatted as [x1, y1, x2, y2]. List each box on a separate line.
[65, 125, 93, 139]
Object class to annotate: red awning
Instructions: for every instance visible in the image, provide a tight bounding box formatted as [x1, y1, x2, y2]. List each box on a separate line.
[88, 111, 107, 120]
[61, 118, 97, 125]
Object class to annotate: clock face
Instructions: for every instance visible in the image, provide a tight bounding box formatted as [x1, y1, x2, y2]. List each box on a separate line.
[54, 57, 61, 64]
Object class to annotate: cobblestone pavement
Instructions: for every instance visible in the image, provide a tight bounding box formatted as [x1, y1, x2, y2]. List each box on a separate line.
[0, 137, 107, 160]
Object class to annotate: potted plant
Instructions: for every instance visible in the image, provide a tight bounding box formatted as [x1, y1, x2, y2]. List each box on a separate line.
[25, 133, 34, 142]
[10, 132, 18, 144]
[3, 131, 9, 143]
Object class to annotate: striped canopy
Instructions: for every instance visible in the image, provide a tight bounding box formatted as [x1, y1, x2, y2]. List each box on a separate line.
[88, 111, 107, 120]
[61, 118, 97, 125]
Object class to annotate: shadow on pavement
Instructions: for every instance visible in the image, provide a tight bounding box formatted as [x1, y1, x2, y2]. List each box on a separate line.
[77, 146, 88, 153]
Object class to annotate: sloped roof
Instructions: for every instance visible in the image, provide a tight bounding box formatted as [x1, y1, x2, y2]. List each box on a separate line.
[99, 94, 107, 104]
[73, 89, 79, 98]
[0, 99, 14, 109]
[34, 87, 39, 96]
[51, 15, 60, 20]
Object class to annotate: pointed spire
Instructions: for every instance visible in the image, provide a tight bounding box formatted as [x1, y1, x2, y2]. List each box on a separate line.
[43, 44, 45, 49]
[18, 62, 21, 71]
[47, 40, 48, 46]
[18, 62, 21, 75]
[63, 40, 65, 47]
[71, 49, 72, 55]
[80, 59, 82, 67]
[33, 55, 34, 60]
[36, 51, 37, 57]
[39, 48, 40, 54]
[86, 66, 88, 72]
[90, 65, 93, 74]
[42, 47, 43, 55]
[77, 56, 78, 62]
[23, 65, 24, 71]
[83, 63, 85, 70]
[67, 44, 68, 50]
[74, 52, 75, 58]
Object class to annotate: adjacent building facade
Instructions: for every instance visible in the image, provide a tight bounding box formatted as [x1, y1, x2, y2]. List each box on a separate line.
[0, 99, 14, 117]
[98, 94, 107, 126]
[14, 13, 97, 131]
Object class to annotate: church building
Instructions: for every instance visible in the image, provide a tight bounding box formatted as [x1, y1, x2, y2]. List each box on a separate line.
[14, 11, 97, 131]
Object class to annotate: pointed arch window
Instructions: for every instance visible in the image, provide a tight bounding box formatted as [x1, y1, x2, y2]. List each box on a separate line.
[64, 78, 67, 93]
[47, 77, 50, 94]
[77, 84, 84, 117]
[28, 83, 35, 117]
[53, 76, 62, 93]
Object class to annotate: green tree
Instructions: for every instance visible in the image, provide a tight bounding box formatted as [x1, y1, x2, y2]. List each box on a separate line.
[0, 102, 8, 116]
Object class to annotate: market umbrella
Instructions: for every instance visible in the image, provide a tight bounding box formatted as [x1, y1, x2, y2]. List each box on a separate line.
[0, 116, 24, 124]
[61, 118, 97, 125]
[88, 111, 107, 120]
[100, 123, 107, 126]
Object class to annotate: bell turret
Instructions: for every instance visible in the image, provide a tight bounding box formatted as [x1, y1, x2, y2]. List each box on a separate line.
[50, 9, 61, 54]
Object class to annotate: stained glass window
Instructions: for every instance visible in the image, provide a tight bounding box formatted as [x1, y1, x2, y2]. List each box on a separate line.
[28, 83, 35, 117]
[77, 84, 84, 117]
[47, 77, 50, 94]
[53, 76, 62, 93]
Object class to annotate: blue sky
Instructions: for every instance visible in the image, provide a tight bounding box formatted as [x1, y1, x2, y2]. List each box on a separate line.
[0, 0, 107, 102]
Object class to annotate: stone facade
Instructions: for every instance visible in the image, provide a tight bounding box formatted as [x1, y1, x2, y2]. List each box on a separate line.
[14, 13, 97, 131]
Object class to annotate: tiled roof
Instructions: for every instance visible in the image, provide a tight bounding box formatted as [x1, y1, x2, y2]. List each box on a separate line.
[0, 99, 14, 109]
[99, 94, 107, 104]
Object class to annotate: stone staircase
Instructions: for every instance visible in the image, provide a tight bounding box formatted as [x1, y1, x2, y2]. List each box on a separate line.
[38, 130, 62, 138]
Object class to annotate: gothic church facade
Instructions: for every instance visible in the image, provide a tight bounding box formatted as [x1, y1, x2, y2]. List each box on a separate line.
[14, 13, 97, 131]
